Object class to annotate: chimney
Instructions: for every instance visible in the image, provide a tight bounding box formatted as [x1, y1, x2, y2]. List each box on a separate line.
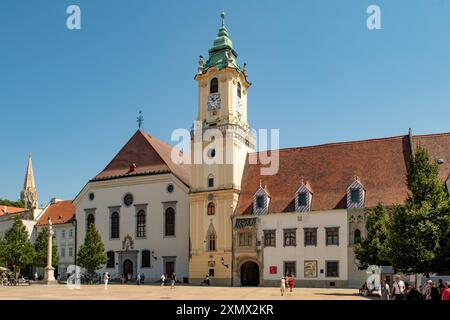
[51, 198, 63, 204]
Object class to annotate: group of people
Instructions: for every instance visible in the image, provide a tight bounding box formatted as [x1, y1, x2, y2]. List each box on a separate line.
[280, 274, 295, 296]
[160, 273, 177, 288]
[378, 275, 450, 300]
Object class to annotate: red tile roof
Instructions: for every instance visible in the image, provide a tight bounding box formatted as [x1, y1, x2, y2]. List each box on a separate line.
[0, 206, 27, 217]
[91, 130, 190, 186]
[236, 132, 450, 215]
[36, 200, 75, 226]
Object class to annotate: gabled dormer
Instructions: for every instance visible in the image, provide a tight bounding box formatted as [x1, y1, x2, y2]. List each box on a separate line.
[347, 176, 365, 209]
[253, 182, 270, 214]
[295, 178, 313, 212]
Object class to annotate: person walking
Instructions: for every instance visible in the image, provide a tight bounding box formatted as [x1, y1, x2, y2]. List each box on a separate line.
[422, 279, 432, 300]
[379, 279, 390, 300]
[438, 279, 445, 296]
[170, 273, 177, 289]
[103, 272, 110, 290]
[391, 275, 405, 300]
[141, 273, 145, 285]
[430, 282, 441, 301]
[442, 282, 450, 300]
[136, 272, 141, 285]
[288, 274, 295, 292]
[160, 273, 166, 287]
[280, 276, 286, 296]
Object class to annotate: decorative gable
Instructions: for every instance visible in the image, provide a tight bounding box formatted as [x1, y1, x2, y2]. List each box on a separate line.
[346, 177, 365, 209]
[295, 179, 313, 212]
[253, 184, 270, 215]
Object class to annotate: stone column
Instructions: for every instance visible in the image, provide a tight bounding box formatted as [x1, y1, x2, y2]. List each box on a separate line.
[43, 217, 56, 284]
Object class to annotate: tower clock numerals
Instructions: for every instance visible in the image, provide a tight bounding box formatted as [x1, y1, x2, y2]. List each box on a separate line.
[207, 93, 221, 110]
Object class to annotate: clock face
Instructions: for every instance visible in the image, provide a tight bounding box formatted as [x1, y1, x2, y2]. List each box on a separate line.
[207, 93, 221, 110]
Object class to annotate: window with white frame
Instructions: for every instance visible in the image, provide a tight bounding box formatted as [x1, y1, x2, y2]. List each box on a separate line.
[295, 182, 312, 212]
[253, 186, 270, 214]
[346, 178, 365, 209]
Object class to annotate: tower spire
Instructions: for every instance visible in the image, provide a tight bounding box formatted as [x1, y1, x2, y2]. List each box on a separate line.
[21, 154, 38, 209]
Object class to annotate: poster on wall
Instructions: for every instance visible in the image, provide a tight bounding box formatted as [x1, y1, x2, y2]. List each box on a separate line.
[269, 266, 277, 274]
[304, 260, 317, 278]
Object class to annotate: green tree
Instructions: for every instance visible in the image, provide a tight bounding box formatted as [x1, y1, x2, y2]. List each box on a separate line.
[34, 227, 58, 268]
[354, 204, 390, 269]
[0, 216, 35, 278]
[77, 224, 107, 276]
[0, 199, 25, 208]
[384, 146, 450, 275]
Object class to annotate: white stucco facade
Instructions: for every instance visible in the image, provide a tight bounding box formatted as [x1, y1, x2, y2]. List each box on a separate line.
[74, 173, 190, 282]
[234, 209, 367, 288]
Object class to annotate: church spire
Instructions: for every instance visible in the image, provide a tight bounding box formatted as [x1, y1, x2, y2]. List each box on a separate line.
[201, 11, 241, 73]
[21, 154, 38, 209]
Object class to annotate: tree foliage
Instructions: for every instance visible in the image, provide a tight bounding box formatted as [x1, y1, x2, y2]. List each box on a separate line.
[0, 199, 25, 208]
[354, 204, 390, 269]
[354, 145, 450, 275]
[77, 223, 107, 275]
[0, 216, 35, 277]
[385, 145, 450, 275]
[34, 226, 59, 268]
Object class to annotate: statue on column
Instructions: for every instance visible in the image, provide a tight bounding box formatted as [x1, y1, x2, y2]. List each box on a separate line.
[43, 217, 56, 284]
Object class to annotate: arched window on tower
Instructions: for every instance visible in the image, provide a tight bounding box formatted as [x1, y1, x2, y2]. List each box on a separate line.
[210, 77, 218, 93]
[237, 82, 242, 98]
[208, 174, 214, 188]
[207, 226, 217, 252]
[106, 251, 115, 268]
[110, 212, 120, 239]
[207, 202, 215, 215]
[141, 250, 151, 268]
[354, 229, 361, 244]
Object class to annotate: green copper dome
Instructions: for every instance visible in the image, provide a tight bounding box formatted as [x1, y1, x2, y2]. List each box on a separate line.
[203, 11, 241, 73]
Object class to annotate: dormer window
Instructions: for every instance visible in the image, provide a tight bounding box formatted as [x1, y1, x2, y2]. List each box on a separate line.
[256, 196, 265, 209]
[253, 184, 270, 214]
[347, 177, 365, 209]
[295, 181, 312, 212]
[350, 189, 360, 203]
[210, 77, 218, 93]
[298, 192, 307, 206]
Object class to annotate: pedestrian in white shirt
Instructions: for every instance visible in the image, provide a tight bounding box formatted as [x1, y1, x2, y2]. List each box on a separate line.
[160, 274, 166, 287]
[103, 272, 110, 290]
[391, 275, 405, 300]
[280, 277, 286, 296]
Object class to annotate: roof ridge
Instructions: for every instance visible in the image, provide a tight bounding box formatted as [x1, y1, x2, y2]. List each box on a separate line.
[413, 132, 450, 139]
[248, 134, 407, 155]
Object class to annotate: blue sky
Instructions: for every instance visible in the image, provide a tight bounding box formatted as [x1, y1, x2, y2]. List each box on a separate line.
[1, 0, 449, 205]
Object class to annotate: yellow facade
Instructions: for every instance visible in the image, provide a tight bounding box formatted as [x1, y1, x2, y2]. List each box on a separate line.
[189, 65, 254, 285]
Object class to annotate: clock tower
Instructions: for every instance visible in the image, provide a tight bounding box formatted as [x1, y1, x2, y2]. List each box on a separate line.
[189, 12, 255, 285]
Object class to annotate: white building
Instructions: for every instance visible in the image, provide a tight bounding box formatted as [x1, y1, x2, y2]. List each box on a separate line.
[35, 199, 76, 278]
[73, 130, 190, 282]
[233, 131, 450, 288]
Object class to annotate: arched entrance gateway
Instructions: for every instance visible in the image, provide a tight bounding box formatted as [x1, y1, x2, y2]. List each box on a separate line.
[240, 261, 260, 286]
